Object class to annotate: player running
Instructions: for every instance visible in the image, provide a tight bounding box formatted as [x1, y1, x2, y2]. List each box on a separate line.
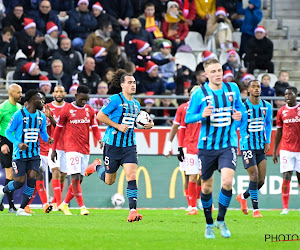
[48, 86, 68, 211]
[0, 90, 53, 216]
[85, 69, 154, 222]
[273, 87, 300, 215]
[51, 85, 101, 216]
[236, 80, 272, 217]
[0, 84, 22, 213]
[185, 58, 243, 238]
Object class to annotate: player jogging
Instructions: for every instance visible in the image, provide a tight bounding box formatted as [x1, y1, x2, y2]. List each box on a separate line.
[0, 84, 22, 213]
[51, 85, 102, 216]
[273, 86, 300, 215]
[85, 69, 154, 222]
[0, 90, 53, 216]
[185, 58, 243, 238]
[236, 80, 272, 217]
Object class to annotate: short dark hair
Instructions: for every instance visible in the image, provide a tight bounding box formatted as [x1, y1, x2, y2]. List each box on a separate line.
[2, 26, 13, 35]
[24, 89, 41, 103]
[99, 20, 112, 30]
[77, 85, 89, 94]
[248, 80, 261, 87]
[144, 1, 155, 9]
[286, 86, 298, 95]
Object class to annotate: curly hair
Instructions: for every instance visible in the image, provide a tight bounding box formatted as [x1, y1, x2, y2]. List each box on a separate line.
[110, 69, 133, 87]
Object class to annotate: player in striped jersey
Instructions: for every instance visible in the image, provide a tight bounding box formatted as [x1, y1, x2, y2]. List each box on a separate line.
[85, 69, 154, 222]
[185, 59, 243, 238]
[0, 90, 53, 216]
[236, 80, 272, 218]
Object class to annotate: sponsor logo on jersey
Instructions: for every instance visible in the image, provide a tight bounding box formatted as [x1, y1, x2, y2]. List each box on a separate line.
[70, 117, 90, 124]
[283, 116, 300, 124]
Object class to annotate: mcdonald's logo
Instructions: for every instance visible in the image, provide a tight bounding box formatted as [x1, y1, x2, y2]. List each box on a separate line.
[117, 166, 152, 198]
[169, 167, 186, 199]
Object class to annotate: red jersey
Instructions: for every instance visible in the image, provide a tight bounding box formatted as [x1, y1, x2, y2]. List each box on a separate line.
[39, 113, 52, 156]
[56, 103, 98, 154]
[174, 102, 189, 148]
[180, 102, 201, 154]
[276, 103, 300, 152]
[49, 101, 67, 151]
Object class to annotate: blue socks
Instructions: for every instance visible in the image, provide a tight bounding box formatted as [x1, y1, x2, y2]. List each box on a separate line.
[96, 165, 106, 182]
[127, 180, 138, 210]
[249, 181, 258, 210]
[217, 188, 232, 221]
[20, 179, 35, 209]
[201, 192, 213, 224]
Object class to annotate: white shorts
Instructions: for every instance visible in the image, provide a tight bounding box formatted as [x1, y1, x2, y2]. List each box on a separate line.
[66, 152, 89, 176]
[48, 149, 67, 173]
[185, 153, 201, 175]
[179, 148, 187, 171]
[280, 150, 300, 173]
[40, 155, 48, 172]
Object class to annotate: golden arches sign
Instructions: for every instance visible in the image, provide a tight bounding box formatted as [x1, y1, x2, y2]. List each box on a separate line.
[169, 167, 186, 199]
[117, 166, 152, 198]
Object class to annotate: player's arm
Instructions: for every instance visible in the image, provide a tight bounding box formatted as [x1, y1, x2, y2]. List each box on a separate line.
[90, 110, 103, 148]
[185, 90, 208, 124]
[273, 108, 282, 164]
[164, 123, 180, 157]
[44, 104, 56, 127]
[264, 103, 273, 153]
[40, 114, 52, 144]
[232, 83, 243, 121]
[51, 110, 67, 161]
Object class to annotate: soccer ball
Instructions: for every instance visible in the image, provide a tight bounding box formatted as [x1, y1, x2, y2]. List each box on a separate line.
[135, 111, 151, 129]
[111, 193, 125, 208]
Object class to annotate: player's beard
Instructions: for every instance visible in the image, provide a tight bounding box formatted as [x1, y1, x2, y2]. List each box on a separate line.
[55, 97, 64, 103]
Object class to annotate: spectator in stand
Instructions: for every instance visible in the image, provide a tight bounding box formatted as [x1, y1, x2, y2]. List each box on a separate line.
[223, 69, 234, 83]
[2, 5, 25, 32]
[237, 0, 262, 58]
[138, 2, 164, 42]
[65, 0, 98, 53]
[174, 0, 197, 35]
[51, 37, 82, 75]
[144, 97, 157, 120]
[14, 18, 46, 70]
[50, 0, 75, 22]
[191, 0, 216, 39]
[21, 0, 42, 13]
[92, 2, 121, 45]
[175, 64, 194, 99]
[0, 27, 18, 78]
[28, 0, 62, 35]
[153, 40, 176, 91]
[245, 25, 274, 74]
[88, 81, 108, 113]
[102, 67, 114, 84]
[274, 71, 290, 96]
[39, 75, 52, 94]
[48, 59, 72, 93]
[239, 85, 248, 98]
[97, 0, 133, 30]
[222, 49, 245, 79]
[83, 19, 118, 76]
[43, 21, 59, 61]
[261, 74, 275, 97]
[155, 93, 177, 126]
[124, 18, 154, 61]
[124, 61, 136, 75]
[161, 1, 189, 54]
[139, 61, 165, 95]
[206, 7, 234, 50]
[69, 83, 79, 94]
[117, 46, 126, 69]
[196, 50, 216, 71]
[216, 0, 242, 29]
[191, 69, 207, 87]
[239, 72, 254, 88]
[72, 57, 101, 94]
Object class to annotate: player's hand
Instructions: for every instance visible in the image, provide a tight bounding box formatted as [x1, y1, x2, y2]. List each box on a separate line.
[18, 143, 28, 151]
[48, 137, 54, 144]
[99, 140, 103, 149]
[264, 143, 270, 154]
[51, 150, 57, 162]
[117, 124, 129, 133]
[203, 103, 214, 118]
[232, 109, 242, 121]
[44, 105, 52, 118]
[144, 119, 154, 129]
[164, 141, 172, 158]
[273, 153, 278, 164]
[177, 147, 185, 162]
[1, 144, 10, 154]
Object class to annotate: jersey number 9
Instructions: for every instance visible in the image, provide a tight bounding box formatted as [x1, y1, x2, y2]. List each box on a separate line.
[24, 132, 39, 143]
[122, 117, 135, 128]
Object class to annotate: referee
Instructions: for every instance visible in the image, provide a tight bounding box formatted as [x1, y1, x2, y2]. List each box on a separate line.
[0, 84, 22, 212]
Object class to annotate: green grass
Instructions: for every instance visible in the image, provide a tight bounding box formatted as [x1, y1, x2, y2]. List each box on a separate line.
[0, 209, 299, 250]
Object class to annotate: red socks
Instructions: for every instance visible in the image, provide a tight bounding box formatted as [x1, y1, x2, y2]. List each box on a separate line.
[196, 184, 201, 199]
[71, 179, 84, 207]
[52, 179, 62, 205]
[64, 184, 74, 203]
[282, 179, 290, 209]
[36, 180, 48, 205]
[185, 188, 190, 206]
[188, 182, 197, 208]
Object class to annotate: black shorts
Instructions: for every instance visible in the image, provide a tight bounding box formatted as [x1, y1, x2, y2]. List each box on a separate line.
[103, 144, 138, 174]
[241, 149, 266, 169]
[0, 135, 13, 168]
[198, 147, 237, 180]
[12, 156, 41, 177]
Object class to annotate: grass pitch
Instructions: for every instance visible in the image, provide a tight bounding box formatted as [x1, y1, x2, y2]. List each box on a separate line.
[0, 209, 299, 250]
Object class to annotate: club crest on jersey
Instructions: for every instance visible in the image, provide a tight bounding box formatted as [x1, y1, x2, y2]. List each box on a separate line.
[228, 95, 233, 102]
[246, 159, 249, 164]
[103, 98, 111, 108]
[263, 110, 266, 116]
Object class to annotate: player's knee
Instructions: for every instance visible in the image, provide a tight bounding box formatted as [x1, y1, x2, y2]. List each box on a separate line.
[249, 171, 258, 181]
[189, 175, 197, 183]
[222, 179, 233, 190]
[52, 168, 60, 179]
[105, 179, 115, 185]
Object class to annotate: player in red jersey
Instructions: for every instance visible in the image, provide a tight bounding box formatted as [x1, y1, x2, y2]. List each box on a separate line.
[47, 86, 68, 211]
[179, 86, 202, 215]
[273, 87, 300, 215]
[25, 92, 56, 214]
[51, 85, 102, 216]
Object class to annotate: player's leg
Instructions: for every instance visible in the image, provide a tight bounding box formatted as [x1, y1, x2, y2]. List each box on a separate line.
[196, 176, 202, 210]
[187, 174, 198, 215]
[4, 167, 17, 212]
[184, 173, 191, 211]
[36, 170, 53, 213]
